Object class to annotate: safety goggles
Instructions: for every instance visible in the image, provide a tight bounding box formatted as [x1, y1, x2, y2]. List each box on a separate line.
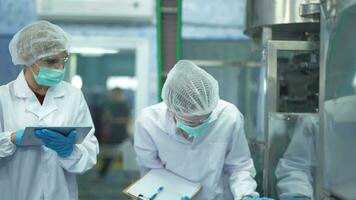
[174, 113, 211, 127]
[35, 51, 69, 65]
[41, 55, 69, 65]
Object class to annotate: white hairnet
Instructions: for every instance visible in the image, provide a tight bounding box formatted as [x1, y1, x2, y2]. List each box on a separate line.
[162, 60, 219, 117]
[9, 20, 70, 66]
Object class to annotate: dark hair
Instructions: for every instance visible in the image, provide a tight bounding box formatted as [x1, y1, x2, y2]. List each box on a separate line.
[112, 87, 123, 93]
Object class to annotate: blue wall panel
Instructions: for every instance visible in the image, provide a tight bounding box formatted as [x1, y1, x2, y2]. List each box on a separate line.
[0, 35, 21, 85]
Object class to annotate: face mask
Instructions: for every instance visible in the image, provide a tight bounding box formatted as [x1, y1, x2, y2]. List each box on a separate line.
[30, 66, 65, 87]
[176, 119, 211, 137]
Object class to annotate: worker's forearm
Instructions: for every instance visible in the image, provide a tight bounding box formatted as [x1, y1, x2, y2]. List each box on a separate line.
[0, 131, 17, 158]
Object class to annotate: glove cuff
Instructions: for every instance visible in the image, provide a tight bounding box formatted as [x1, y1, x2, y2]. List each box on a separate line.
[15, 129, 25, 145]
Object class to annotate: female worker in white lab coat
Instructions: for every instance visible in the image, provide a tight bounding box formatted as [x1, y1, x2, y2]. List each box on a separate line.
[0, 21, 99, 200]
[134, 60, 259, 200]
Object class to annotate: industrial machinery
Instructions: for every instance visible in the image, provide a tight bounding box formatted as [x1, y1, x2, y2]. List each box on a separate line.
[245, 0, 356, 199]
[318, 1, 356, 199]
[244, 0, 321, 198]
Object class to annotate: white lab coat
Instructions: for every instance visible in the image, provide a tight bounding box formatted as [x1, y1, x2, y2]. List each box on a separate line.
[0, 71, 99, 200]
[134, 100, 258, 200]
[275, 115, 318, 199]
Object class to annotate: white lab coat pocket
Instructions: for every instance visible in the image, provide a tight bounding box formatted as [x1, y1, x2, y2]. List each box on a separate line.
[208, 142, 227, 171]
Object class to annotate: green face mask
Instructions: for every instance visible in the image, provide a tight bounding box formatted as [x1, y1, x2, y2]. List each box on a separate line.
[176, 119, 211, 137]
[30, 66, 65, 87]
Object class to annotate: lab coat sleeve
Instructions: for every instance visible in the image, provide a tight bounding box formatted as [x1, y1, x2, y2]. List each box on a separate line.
[0, 131, 17, 158]
[0, 100, 17, 158]
[275, 117, 317, 199]
[134, 117, 164, 175]
[58, 92, 99, 174]
[224, 114, 259, 200]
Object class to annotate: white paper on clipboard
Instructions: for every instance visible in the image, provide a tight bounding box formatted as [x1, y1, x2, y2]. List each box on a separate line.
[123, 169, 202, 200]
[19, 126, 92, 146]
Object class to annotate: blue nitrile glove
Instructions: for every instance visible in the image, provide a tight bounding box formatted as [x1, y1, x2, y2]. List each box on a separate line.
[181, 196, 190, 200]
[280, 197, 309, 200]
[243, 198, 274, 200]
[35, 129, 76, 158]
[15, 129, 25, 145]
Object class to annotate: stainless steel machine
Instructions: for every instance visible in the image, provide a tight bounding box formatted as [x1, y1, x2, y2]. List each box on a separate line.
[318, 1, 356, 199]
[244, 0, 356, 199]
[244, 0, 321, 198]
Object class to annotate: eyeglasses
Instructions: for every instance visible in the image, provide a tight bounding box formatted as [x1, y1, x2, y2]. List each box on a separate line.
[175, 113, 211, 127]
[41, 56, 69, 65]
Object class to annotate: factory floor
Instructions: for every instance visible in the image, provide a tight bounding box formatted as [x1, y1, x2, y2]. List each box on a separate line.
[78, 157, 140, 200]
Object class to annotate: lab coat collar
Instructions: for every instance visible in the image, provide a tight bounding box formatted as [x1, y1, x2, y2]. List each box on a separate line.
[13, 70, 35, 98]
[13, 70, 65, 119]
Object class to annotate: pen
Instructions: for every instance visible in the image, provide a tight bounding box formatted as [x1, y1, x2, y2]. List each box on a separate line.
[149, 186, 164, 200]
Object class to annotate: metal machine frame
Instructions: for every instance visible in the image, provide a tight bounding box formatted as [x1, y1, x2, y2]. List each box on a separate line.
[266, 40, 320, 112]
[264, 40, 319, 197]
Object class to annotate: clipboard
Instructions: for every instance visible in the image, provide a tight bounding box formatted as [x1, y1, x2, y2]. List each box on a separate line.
[123, 169, 202, 200]
[19, 126, 92, 146]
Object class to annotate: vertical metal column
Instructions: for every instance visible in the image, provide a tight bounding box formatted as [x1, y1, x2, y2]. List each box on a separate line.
[261, 27, 272, 197]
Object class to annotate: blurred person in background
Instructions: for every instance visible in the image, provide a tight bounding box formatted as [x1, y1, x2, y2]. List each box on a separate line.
[98, 87, 130, 178]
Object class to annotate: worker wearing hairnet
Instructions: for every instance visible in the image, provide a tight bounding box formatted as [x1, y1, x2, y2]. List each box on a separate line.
[0, 21, 99, 200]
[275, 115, 318, 200]
[134, 60, 260, 200]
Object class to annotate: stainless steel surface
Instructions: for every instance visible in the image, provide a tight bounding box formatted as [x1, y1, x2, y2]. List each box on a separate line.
[316, 3, 328, 199]
[318, 0, 356, 199]
[300, 3, 321, 17]
[245, 0, 320, 37]
[264, 40, 319, 197]
[244, 1, 323, 197]
[267, 112, 318, 199]
[260, 27, 272, 196]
